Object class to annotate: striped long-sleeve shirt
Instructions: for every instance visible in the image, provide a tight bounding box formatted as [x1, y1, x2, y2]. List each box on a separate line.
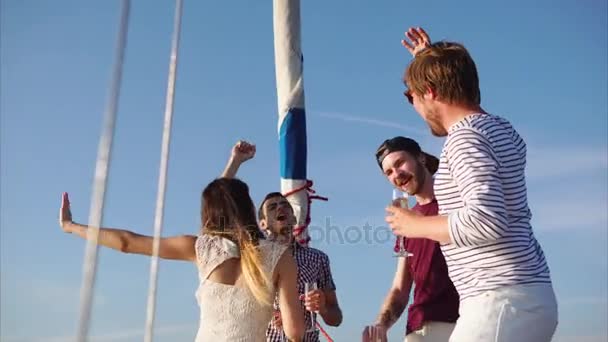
[434, 113, 552, 300]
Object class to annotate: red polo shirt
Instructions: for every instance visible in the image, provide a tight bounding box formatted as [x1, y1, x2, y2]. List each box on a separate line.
[399, 199, 460, 335]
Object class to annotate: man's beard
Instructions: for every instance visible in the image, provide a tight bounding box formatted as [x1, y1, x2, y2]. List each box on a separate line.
[267, 224, 293, 243]
[400, 162, 426, 196]
[429, 122, 447, 137]
[413, 162, 427, 195]
[424, 109, 447, 137]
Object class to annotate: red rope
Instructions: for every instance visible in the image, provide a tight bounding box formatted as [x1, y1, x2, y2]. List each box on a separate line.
[282, 180, 311, 197]
[316, 322, 334, 342]
[282, 180, 333, 340]
[282, 180, 328, 246]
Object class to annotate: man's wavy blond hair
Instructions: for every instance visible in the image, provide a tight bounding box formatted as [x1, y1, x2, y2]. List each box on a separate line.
[405, 41, 481, 107]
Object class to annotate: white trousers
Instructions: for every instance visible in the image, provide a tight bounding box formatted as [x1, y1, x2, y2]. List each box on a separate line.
[405, 322, 456, 342]
[449, 283, 558, 342]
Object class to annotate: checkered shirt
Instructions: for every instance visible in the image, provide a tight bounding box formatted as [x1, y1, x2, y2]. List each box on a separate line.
[266, 243, 336, 342]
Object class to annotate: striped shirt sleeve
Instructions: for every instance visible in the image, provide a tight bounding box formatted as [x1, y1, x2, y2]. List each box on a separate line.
[446, 127, 509, 247]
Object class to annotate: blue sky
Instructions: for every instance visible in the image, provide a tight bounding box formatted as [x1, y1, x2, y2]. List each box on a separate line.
[1, 0, 606, 341]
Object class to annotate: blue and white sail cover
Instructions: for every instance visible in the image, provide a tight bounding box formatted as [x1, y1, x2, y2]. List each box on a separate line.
[273, 0, 309, 245]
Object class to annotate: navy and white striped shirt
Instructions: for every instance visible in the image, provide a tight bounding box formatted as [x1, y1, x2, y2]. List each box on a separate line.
[434, 113, 552, 300]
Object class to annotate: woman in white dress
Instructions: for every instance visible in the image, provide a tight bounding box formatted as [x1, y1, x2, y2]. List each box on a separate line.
[59, 178, 305, 341]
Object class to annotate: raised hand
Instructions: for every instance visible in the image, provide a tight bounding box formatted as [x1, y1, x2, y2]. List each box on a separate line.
[231, 140, 256, 163]
[59, 192, 73, 232]
[401, 27, 431, 57]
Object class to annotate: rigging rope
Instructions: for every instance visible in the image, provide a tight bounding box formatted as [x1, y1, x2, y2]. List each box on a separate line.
[76, 1, 131, 340]
[143, 0, 184, 341]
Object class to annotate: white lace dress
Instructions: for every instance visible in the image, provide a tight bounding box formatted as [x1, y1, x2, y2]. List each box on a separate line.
[194, 234, 288, 342]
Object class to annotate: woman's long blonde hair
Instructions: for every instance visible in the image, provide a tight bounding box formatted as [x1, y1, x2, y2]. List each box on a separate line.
[200, 178, 272, 306]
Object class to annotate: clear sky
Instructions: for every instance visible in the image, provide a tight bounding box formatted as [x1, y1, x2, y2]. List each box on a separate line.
[1, 0, 607, 341]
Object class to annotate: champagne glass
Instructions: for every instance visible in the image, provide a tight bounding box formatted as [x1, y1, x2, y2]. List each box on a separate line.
[304, 281, 319, 333]
[392, 189, 413, 257]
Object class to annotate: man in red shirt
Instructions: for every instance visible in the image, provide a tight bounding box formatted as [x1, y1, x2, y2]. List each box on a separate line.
[363, 136, 459, 342]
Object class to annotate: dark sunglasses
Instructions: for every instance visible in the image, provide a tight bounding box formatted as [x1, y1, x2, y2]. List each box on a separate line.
[403, 89, 413, 104]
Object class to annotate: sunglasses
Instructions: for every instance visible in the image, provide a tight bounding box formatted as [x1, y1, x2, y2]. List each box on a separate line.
[403, 89, 413, 104]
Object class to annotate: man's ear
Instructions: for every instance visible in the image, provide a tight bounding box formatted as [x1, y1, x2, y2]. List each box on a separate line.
[424, 87, 436, 101]
[418, 154, 426, 165]
[259, 219, 268, 229]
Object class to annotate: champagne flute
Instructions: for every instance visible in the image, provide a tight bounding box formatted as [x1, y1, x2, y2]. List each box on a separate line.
[392, 189, 413, 257]
[304, 281, 319, 333]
